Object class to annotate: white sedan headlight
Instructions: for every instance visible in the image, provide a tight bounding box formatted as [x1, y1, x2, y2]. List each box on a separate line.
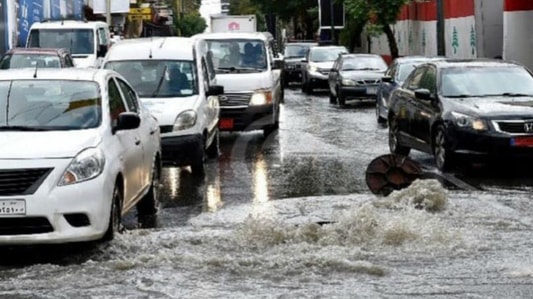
[250, 89, 273, 106]
[308, 65, 318, 72]
[342, 79, 357, 86]
[174, 110, 197, 131]
[59, 148, 105, 186]
[451, 112, 487, 131]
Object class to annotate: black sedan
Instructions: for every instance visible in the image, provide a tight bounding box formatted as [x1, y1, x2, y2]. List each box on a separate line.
[328, 54, 387, 107]
[388, 59, 533, 171]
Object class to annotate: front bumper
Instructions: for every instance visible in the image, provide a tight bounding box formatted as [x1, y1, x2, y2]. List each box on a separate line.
[448, 127, 533, 162]
[219, 104, 274, 132]
[161, 133, 203, 166]
[0, 159, 114, 245]
[338, 84, 379, 100]
[307, 71, 329, 87]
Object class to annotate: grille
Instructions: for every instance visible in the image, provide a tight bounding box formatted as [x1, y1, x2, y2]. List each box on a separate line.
[160, 125, 174, 134]
[495, 120, 533, 134]
[219, 93, 252, 107]
[0, 168, 53, 196]
[357, 79, 380, 85]
[0, 217, 53, 235]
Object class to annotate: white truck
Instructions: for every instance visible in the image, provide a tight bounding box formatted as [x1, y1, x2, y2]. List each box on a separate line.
[209, 15, 257, 33]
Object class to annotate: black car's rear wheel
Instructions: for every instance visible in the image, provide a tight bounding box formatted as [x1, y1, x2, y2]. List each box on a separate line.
[434, 125, 454, 171]
[388, 117, 410, 156]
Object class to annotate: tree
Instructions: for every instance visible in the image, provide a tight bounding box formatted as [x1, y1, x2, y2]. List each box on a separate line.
[343, 0, 411, 59]
[174, 12, 207, 37]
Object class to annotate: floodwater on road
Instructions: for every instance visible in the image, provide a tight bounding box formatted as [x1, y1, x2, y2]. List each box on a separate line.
[2, 89, 533, 298]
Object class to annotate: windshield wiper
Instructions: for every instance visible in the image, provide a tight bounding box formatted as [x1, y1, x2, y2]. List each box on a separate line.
[500, 92, 532, 97]
[151, 65, 168, 97]
[444, 94, 476, 98]
[0, 125, 50, 131]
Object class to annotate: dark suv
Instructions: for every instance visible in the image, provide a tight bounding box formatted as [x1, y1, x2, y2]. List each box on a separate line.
[0, 48, 75, 69]
[388, 59, 533, 171]
[282, 41, 317, 87]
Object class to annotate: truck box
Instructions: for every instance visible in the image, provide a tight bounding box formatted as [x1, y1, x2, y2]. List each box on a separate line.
[209, 14, 256, 33]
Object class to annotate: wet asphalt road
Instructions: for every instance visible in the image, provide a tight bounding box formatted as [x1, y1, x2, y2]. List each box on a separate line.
[152, 86, 392, 228]
[151, 85, 533, 230]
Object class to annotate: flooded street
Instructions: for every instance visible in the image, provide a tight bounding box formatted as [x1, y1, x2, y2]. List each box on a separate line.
[2, 89, 533, 298]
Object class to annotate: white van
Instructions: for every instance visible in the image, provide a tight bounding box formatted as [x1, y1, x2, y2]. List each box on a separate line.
[26, 20, 111, 68]
[193, 32, 284, 137]
[101, 37, 223, 175]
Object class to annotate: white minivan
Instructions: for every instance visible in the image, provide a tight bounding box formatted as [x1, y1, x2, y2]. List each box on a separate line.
[193, 32, 284, 137]
[26, 20, 111, 68]
[102, 37, 223, 175]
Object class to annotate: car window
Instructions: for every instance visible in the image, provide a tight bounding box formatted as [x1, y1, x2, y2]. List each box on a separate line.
[309, 47, 346, 62]
[0, 54, 61, 69]
[0, 80, 101, 129]
[28, 29, 94, 56]
[385, 63, 396, 78]
[419, 66, 437, 94]
[105, 60, 198, 98]
[64, 54, 75, 67]
[108, 79, 126, 126]
[98, 27, 108, 47]
[206, 39, 267, 72]
[116, 78, 139, 113]
[405, 66, 426, 91]
[341, 56, 387, 71]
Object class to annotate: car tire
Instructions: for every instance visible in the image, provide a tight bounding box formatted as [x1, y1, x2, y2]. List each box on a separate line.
[376, 101, 387, 124]
[137, 158, 160, 216]
[434, 125, 454, 171]
[206, 129, 220, 159]
[190, 146, 205, 176]
[388, 117, 410, 156]
[263, 108, 280, 137]
[102, 184, 122, 242]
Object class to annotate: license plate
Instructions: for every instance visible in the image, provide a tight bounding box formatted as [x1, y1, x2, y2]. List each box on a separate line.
[0, 199, 26, 215]
[511, 136, 533, 147]
[366, 87, 378, 95]
[219, 118, 234, 130]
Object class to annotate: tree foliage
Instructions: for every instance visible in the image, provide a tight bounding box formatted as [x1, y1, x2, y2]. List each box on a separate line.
[174, 12, 207, 37]
[249, 0, 316, 22]
[343, 0, 411, 58]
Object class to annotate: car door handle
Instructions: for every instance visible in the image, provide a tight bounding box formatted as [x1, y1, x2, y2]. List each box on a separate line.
[135, 138, 141, 145]
[150, 127, 157, 135]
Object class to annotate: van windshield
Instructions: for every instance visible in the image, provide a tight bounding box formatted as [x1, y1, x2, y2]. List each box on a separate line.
[104, 60, 198, 98]
[27, 29, 94, 56]
[206, 39, 267, 73]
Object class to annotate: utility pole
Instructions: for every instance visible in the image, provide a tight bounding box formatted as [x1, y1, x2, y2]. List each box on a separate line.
[330, 0, 335, 44]
[436, 0, 445, 56]
[106, 0, 112, 26]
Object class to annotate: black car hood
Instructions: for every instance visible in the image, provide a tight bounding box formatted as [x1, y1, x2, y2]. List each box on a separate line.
[342, 70, 385, 80]
[448, 96, 533, 117]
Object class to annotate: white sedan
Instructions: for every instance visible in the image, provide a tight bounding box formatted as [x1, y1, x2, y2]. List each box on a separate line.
[0, 68, 161, 244]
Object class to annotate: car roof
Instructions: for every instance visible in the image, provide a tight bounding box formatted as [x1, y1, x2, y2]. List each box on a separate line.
[30, 20, 108, 29]
[105, 37, 194, 61]
[340, 53, 383, 59]
[0, 68, 114, 81]
[426, 58, 523, 69]
[5, 47, 70, 55]
[394, 56, 444, 63]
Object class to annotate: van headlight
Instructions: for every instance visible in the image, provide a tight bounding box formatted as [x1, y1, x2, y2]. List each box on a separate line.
[174, 110, 197, 131]
[59, 148, 105, 186]
[250, 89, 273, 106]
[451, 112, 487, 131]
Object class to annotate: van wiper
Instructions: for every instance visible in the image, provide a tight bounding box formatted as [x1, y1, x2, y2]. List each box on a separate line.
[152, 65, 168, 97]
[444, 94, 475, 98]
[0, 125, 50, 131]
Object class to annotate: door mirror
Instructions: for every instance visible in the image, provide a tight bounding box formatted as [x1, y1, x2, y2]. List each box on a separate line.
[330, 68, 337, 72]
[414, 88, 433, 101]
[115, 112, 140, 132]
[207, 85, 224, 97]
[381, 76, 393, 83]
[97, 44, 108, 57]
